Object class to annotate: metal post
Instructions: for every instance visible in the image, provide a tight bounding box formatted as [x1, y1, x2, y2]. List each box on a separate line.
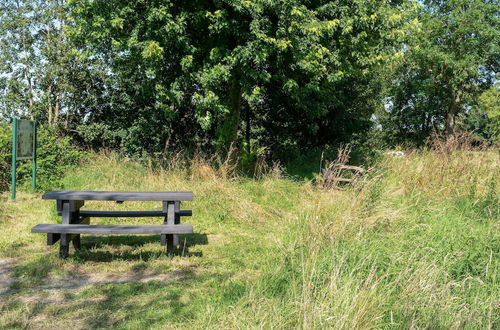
[32, 120, 37, 191]
[11, 118, 17, 200]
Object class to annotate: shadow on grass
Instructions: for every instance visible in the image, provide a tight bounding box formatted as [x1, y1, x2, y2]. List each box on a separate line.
[10, 254, 59, 289]
[2, 269, 221, 328]
[2, 234, 210, 295]
[72, 233, 208, 262]
[81, 235, 160, 248]
[80, 233, 208, 248]
[73, 269, 233, 328]
[78, 284, 193, 328]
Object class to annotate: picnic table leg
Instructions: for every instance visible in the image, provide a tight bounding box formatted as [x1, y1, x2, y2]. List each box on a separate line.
[166, 234, 174, 258]
[58, 200, 84, 259]
[173, 201, 180, 246]
[72, 235, 81, 250]
[60, 234, 69, 259]
[162, 201, 176, 257]
[72, 217, 89, 251]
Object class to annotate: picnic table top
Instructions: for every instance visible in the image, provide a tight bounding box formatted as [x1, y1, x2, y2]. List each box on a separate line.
[42, 190, 194, 201]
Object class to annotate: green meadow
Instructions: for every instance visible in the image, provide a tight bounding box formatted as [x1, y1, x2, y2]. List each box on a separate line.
[0, 150, 498, 329]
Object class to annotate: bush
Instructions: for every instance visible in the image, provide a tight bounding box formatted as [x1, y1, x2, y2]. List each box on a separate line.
[0, 122, 85, 192]
[76, 122, 124, 150]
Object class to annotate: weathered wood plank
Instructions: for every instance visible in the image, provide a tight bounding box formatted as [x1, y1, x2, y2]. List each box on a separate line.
[78, 210, 192, 218]
[166, 202, 175, 225]
[161, 201, 176, 249]
[59, 200, 81, 256]
[338, 165, 365, 172]
[32, 224, 193, 235]
[43, 190, 194, 201]
[61, 201, 71, 224]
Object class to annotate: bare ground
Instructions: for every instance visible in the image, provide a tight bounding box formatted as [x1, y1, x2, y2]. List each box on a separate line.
[0, 257, 189, 305]
[0, 258, 17, 295]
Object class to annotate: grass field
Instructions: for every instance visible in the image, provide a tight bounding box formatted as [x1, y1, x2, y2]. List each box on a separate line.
[0, 150, 498, 329]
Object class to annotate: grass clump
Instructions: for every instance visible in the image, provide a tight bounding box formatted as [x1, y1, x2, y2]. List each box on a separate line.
[0, 148, 498, 329]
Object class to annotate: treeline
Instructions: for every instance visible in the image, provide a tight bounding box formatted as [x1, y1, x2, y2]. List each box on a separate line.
[0, 0, 498, 157]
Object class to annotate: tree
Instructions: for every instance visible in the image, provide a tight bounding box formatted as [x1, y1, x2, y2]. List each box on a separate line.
[464, 84, 499, 142]
[0, 0, 98, 129]
[0, 0, 40, 118]
[68, 0, 413, 154]
[381, 0, 499, 144]
[479, 85, 500, 137]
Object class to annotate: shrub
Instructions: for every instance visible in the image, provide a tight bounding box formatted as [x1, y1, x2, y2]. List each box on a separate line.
[0, 122, 11, 191]
[0, 122, 85, 192]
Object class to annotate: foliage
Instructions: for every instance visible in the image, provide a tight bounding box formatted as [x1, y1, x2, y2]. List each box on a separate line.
[76, 122, 124, 150]
[458, 84, 499, 143]
[1, 0, 499, 157]
[0, 0, 114, 130]
[0, 122, 11, 191]
[477, 85, 499, 141]
[17, 127, 84, 191]
[380, 0, 499, 145]
[0, 121, 84, 192]
[66, 0, 414, 154]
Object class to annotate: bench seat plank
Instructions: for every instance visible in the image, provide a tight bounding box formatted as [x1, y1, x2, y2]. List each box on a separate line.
[32, 224, 193, 235]
[78, 210, 192, 218]
[42, 190, 193, 201]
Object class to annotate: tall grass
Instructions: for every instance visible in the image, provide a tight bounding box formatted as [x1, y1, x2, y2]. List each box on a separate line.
[186, 145, 497, 328]
[1, 144, 498, 329]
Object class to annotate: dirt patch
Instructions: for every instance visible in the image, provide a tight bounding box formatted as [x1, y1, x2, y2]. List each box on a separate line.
[15, 291, 68, 304]
[1, 258, 190, 304]
[0, 258, 17, 295]
[15, 291, 108, 305]
[0, 269, 190, 310]
[37, 270, 188, 291]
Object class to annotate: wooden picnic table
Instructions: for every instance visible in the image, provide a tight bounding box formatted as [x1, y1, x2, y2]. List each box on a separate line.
[31, 190, 194, 259]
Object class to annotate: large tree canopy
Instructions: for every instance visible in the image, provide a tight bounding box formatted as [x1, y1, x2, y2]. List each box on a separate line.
[67, 0, 412, 153]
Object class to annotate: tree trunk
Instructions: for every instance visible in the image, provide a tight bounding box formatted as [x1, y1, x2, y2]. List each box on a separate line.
[54, 92, 60, 125]
[445, 85, 463, 137]
[245, 103, 250, 154]
[24, 67, 34, 119]
[65, 107, 70, 129]
[218, 79, 242, 149]
[48, 84, 53, 126]
[445, 108, 456, 136]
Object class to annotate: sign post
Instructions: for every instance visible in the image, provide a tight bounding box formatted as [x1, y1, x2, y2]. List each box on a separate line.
[11, 118, 17, 200]
[11, 118, 37, 200]
[32, 121, 37, 191]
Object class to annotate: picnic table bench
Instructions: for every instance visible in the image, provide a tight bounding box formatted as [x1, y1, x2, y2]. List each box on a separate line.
[31, 190, 194, 259]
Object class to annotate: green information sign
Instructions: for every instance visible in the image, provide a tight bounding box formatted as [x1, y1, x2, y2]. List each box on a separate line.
[17, 119, 35, 160]
[11, 118, 37, 200]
